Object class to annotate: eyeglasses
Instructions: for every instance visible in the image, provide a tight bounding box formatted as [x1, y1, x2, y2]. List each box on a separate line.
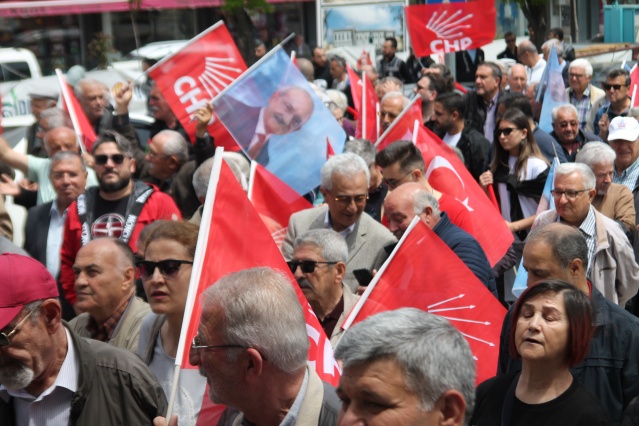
[383, 170, 414, 189]
[287, 260, 337, 274]
[94, 154, 126, 166]
[136, 259, 194, 280]
[569, 73, 585, 79]
[191, 335, 246, 351]
[378, 111, 399, 120]
[496, 127, 519, 137]
[602, 83, 628, 91]
[330, 194, 368, 206]
[0, 308, 36, 347]
[550, 189, 590, 200]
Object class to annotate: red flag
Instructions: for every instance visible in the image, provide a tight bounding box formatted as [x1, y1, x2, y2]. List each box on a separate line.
[147, 22, 246, 150]
[455, 82, 468, 94]
[375, 97, 423, 151]
[405, 1, 496, 57]
[248, 161, 313, 249]
[630, 65, 639, 107]
[174, 150, 340, 423]
[55, 69, 97, 152]
[356, 50, 372, 69]
[326, 138, 335, 160]
[348, 65, 379, 141]
[342, 218, 506, 385]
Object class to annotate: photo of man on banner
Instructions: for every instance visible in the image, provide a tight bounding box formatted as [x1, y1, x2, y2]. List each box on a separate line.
[213, 47, 346, 196]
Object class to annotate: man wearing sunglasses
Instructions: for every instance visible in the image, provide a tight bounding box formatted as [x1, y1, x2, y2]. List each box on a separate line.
[282, 153, 396, 293]
[59, 131, 181, 311]
[290, 229, 358, 347]
[593, 68, 631, 140]
[0, 253, 167, 425]
[532, 162, 639, 307]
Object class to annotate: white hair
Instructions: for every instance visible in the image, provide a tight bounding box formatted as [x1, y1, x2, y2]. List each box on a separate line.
[381, 91, 410, 109]
[551, 104, 579, 122]
[320, 153, 370, 190]
[412, 190, 441, 217]
[555, 162, 596, 190]
[575, 142, 616, 168]
[294, 229, 348, 263]
[157, 130, 189, 164]
[569, 59, 593, 78]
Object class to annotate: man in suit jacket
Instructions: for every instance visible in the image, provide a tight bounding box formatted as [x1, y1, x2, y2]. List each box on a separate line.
[282, 153, 397, 292]
[217, 85, 315, 165]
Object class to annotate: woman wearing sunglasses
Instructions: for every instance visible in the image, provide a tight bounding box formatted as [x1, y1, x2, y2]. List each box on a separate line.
[136, 221, 206, 425]
[479, 109, 550, 239]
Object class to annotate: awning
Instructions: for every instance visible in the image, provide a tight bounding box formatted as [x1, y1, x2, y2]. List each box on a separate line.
[0, 0, 302, 18]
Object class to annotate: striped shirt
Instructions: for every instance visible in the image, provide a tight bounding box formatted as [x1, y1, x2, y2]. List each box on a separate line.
[613, 157, 639, 191]
[1, 328, 78, 426]
[569, 85, 592, 130]
[558, 206, 597, 277]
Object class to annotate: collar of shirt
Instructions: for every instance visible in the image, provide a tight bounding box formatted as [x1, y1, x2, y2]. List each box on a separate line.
[1, 327, 78, 401]
[614, 155, 639, 188]
[577, 205, 597, 239]
[279, 369, 309, 426]
[324, 210, 356, 238]
[484, 92, 499, 110]
[85, 296, 131, 342]
[49, 199, 68, 219]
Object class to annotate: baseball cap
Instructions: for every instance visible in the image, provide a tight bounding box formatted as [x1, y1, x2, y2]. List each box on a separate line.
[0, 253, 59, 330]
[608, 117, 639, 142]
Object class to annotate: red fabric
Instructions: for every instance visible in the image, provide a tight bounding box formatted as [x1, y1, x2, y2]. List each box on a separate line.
[487, 185, 500, 211]
[183, 161, 340, 388]
[405, 1, 496, 57]
[59, 187, 181, 305]
[348, 65, 380, 142]
[249, 163, 312, 249]
[375, 98, 422, 149]
[356, 50, 372, 69]
[57, 71, 97, 152]
[344, 220, 506, 385]
[630, 65, 639, 107]
[326, 138, 335, 159]
[455, 82, 468, 94]
[438, 193, 475, 235]
[148, 23, 246, 150]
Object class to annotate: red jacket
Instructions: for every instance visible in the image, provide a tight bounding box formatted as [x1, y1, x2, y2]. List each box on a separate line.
[60, 182, 181, 305]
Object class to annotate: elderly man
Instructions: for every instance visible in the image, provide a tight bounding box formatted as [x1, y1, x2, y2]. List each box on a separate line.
[69, 238, 149, 351]
[282, 153, 396, 292]
[59, 131, 181, 309]
[145, 130, 207, 218]
[376, 37, 412, 83]
[171, 267, 339, 425]
[335, 308, 474, 426]
[567, 59, 605, 132]
[0, 253, 167, 423]
[541, 38, 570, 87]
[432, 92, 490, 181]
[343, 138, 386, 222]
[375, 76, 403, 99]
[607, 117, 639, 232]
[329, 56, 350, 94]
[379, 91, 409, 131]
[498, 223, 639, 424]
[75, 79, 110, 134]
[465, 62, 502, 142]
[593, 69, 632, 139]
[290, 229, 358, 347]
[532, 162, 639, 306]
[384, 183, 497, 296]
[376, 140, 475, 234]
[507, 63, 527, 94]
[518, 40, 546, 85]
[576, 141, 635, 234]
[26, 90, 58, 158]
[550, 104, 601, 161]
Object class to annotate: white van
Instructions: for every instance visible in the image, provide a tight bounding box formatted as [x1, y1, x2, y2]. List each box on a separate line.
[0, 48, 42, 82]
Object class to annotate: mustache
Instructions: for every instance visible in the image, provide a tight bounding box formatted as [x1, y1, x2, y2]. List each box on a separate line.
[297, 278, 314, 290]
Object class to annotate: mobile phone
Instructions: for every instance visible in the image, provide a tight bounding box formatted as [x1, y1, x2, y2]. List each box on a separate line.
[353, 268, 374, 287]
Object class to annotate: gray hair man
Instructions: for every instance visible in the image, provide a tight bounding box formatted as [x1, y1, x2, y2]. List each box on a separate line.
[532, 162, 639, 306]
[550, 104, 601, 161]
[343, 138, 386, 222]
[75, 79, 110, 133]
[69, 238, 150, 351]
[576, 141, 636, 234]
[282, 153, 396, 292]
[187, 267, 340, 425]
[567, 58, 605, 132]
[498, 223, 639, 424]
[335, 308, 474, 425]
[291, 229, 357, 347]
[517, 40, 546, 85]
[376, 76, 404, 100]
[541, 38, 569, 86]
[27, 91, 59, 157]
[507, 63, 527, 94]
[379, 91, 410, 131]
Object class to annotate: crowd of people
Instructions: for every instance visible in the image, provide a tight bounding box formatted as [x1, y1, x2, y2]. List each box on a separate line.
[1, 28, 639, 426]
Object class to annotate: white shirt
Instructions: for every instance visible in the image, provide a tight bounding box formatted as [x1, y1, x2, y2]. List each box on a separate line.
[1, 328, 78, 426]
[443, 131, 462, 148]
[527, 58, 547, 85]
[498, 156, 549, 221]
[324, 209, 356, 238]
[46, 200, 67, 279]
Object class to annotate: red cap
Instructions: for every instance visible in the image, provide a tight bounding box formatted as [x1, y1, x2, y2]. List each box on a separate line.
[0, 253, 59, 329]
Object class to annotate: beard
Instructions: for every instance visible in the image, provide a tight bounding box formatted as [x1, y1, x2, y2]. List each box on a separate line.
[0, 361, 34, 390]
[99, 174, 131, 193]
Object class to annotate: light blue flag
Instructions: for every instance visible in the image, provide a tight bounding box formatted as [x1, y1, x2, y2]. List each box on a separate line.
[511, 157, 559, 298]
[538, 46, 569, 134]
[213, 46, 346, 196]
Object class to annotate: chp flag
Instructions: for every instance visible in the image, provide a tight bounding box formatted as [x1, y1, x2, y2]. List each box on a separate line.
[405, 0, 496, 56]
[167, 148, 340, 423]
[340, 217, 506, 385]
[147, 21, 246, 149]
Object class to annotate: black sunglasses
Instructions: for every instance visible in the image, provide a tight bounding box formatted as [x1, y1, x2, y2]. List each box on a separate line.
[602, 83, 628, 91]
[94, 154, 125, 166]
[136, 259, 194, 280]
[287, 260, 337, 274]
[496, 127, 519, 137]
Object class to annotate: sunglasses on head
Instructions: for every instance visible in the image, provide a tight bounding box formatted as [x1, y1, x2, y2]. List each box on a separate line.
[94, 154, 125, 166]
[287, 260, 337, 274]
[136, 259, 194, 280]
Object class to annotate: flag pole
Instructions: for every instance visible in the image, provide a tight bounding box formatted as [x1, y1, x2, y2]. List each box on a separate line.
[411, 120, 419, 145]
[632, 85, 637, 108]
[362, 73, 367, 139]
[337, 216, 421, 344]
[247, 160, 258, 201]
[376, 102, 380, 140]
[164, 146, 226, 421]
[374, 96, 420, 147]
[55, 69, 87, 154]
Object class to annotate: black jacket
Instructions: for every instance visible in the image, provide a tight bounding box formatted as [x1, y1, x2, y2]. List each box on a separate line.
[436, 124, 490, 181]
[464, 90, 502, 139]
[549, 128, 602, 162]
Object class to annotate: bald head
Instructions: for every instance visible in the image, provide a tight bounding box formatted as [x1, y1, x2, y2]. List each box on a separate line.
[517, 40, 540, 68]
[384, 182, 440, 239]
[44, 127, 78, 158]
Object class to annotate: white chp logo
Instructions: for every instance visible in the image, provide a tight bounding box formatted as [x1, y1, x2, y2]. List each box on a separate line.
[426, 9, 474, 53]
